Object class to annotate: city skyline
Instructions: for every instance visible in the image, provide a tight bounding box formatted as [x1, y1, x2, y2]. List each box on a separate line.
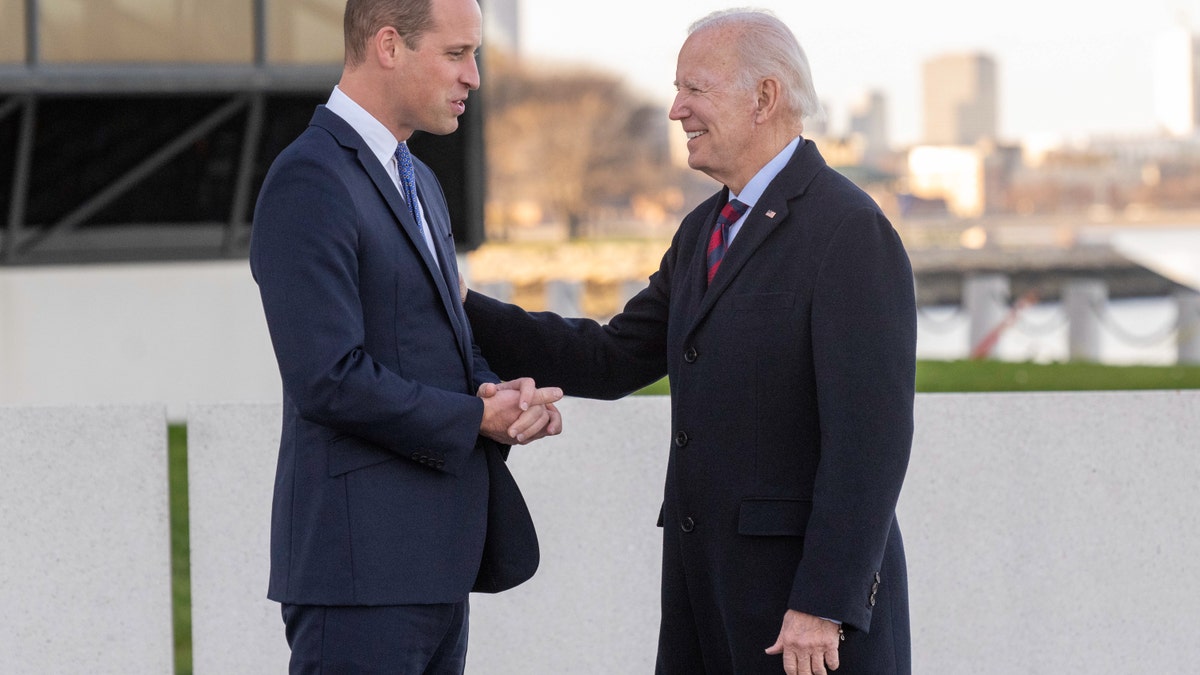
[513, 0, 1200, 147]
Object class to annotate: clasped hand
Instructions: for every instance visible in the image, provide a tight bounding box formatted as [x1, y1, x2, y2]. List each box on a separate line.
[477, 378, 563, 444]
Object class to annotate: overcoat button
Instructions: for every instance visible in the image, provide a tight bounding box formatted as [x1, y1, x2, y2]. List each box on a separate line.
[683, 347, 698, 363]
[674, 431, 689, 447]
[681, 517, 695, 533]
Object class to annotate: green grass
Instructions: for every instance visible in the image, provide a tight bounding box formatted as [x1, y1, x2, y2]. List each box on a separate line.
[635, 359, 1200, 395]
[167, 359, 1200, 672]
[915, 359, 1200, 392]
[168, 424, 192, 675]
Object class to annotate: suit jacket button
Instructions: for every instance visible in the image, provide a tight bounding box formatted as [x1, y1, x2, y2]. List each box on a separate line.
[435, 459, 445, 469]
[680, 517, 695, 533]
[683, 347, 698, 363]
[674, 431, 689, 448]
[411, 452, 420, 460]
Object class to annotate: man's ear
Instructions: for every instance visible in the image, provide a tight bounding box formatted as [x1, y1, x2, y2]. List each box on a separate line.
[755, 77, 781, 123]
[373, 26, 402, 67]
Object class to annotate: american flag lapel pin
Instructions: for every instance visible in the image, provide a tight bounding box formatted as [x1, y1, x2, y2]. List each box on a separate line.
[765, 210, 777, 218]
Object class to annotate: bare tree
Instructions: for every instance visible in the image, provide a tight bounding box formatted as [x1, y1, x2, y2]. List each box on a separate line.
[483, 54, 682, 238]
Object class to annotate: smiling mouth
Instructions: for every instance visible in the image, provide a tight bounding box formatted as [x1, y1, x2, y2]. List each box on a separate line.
[686, 130, 707, 140]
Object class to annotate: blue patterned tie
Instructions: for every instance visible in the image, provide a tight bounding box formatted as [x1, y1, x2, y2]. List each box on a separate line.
[394, 141, 421, 231]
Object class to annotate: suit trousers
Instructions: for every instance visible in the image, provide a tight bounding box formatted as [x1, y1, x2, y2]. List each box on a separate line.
[282, 601, 469, 674]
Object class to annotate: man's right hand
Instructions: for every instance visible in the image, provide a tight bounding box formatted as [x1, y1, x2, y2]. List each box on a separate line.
[478, 378, 563, 444]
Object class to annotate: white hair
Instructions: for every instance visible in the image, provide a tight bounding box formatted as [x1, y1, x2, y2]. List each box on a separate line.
[688, 8, 820, 122]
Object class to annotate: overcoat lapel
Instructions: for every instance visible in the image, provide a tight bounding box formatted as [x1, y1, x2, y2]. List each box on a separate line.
[694, 200, 787, 318]
[681, 139, 823, 339]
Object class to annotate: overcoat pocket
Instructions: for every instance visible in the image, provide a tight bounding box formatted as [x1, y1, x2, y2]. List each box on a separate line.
[737, 497, 812, 536]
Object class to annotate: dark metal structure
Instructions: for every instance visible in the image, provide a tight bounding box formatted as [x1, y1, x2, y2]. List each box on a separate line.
[1, 0, 485, 265]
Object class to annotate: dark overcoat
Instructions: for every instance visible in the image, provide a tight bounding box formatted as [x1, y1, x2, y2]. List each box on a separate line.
[467, 139, 916, 673]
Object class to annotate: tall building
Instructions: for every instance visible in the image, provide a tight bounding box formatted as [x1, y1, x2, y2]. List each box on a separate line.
[1154, 26, 1200, 137]
[847, 89, 890, 164]
[922, 52, 997, 145]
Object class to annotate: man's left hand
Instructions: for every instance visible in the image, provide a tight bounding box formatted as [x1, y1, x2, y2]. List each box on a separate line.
[764, 610, 841, 674]
[477, 378, 563, 443]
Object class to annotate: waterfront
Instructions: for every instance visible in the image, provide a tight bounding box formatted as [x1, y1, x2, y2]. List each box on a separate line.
[919, 296, 1182, 365]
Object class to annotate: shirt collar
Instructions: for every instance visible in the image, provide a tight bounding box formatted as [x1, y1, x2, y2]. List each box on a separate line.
[325, 85, 399, 171]
[730, 136, 802, 208]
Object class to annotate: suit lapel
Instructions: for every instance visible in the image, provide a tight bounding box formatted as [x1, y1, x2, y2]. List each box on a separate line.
[313, 107, 473, 375]
[418, 181, 474, 374]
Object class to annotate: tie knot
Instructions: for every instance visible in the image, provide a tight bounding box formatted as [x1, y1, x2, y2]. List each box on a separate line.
[718, 199, 748, 226]
[394, 141, 413, 174]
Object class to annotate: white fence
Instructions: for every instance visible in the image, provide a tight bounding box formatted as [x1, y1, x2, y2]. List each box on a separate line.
[2, 393, 1198, 673]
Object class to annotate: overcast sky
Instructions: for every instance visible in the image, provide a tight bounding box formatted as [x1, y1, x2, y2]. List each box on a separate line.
[513, 0, 1200, 146]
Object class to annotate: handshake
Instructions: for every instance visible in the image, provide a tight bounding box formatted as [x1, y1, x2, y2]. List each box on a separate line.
[476, 377, 563, 445]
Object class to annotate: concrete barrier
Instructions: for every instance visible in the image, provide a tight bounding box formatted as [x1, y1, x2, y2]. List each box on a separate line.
[467, 397, 668, 674]
[185, 391, 1200, 674]
[0, 404, 174, 674]
[0, 262, 282, 421]
[7, 392, 1193, 673]
[187, 402, 289, 674]
[901, 390, 1200, 672]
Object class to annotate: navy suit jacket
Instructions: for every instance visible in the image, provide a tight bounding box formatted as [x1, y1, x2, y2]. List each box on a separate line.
[466, 139, 916, 672]
[251, 106, 531, 605]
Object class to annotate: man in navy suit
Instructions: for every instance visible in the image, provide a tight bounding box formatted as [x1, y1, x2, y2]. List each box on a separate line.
[467, 9, 916, 675]
[250, 0, 562, 672]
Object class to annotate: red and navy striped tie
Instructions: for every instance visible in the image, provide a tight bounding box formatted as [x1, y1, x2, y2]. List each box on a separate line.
[706, 198, 748, 285]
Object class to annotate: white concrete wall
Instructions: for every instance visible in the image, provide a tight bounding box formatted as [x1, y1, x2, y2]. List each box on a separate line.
[468, 398, 668, 674]
[0, 261, 281, 420]
[0, 404, 174, 674]
[903, 390, 1200, 672]
[178, 392, 1200, 674]
[187, 403, 291, 674]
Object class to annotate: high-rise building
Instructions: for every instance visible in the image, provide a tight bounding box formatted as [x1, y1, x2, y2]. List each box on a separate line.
[922, 52, 997, 145]
[848, 89, 890, 164]
[1154, 26, 1200, 136]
